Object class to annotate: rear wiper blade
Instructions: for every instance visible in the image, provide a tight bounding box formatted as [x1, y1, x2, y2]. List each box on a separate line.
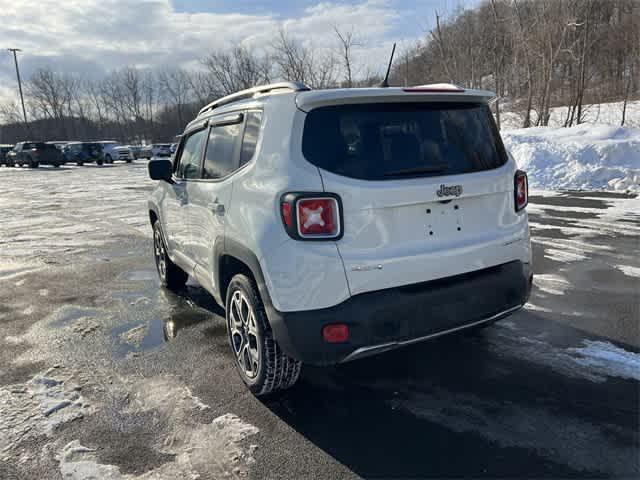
[384, 164, 448, 177]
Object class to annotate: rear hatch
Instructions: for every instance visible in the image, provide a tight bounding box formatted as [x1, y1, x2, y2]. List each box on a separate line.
[299, 94, 525, 295]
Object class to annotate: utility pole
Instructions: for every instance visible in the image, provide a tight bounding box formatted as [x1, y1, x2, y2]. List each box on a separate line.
[7, 48, 28, 126]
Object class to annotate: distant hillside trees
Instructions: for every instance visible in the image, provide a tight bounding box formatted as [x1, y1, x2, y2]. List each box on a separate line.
[391, 0, 639, 129]
[0, 0, 637, 143]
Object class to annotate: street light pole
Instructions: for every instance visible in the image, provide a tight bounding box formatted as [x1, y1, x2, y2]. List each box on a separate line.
[7, 48, 28, 126]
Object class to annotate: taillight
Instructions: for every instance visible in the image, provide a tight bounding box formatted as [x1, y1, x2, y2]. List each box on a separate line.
[515, 170, 528, 212]
[280, 193, 343, 240]
[280, 202, 293, 228]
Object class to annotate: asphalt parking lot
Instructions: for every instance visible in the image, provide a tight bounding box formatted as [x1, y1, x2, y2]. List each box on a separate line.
[1, 162, 638, 479]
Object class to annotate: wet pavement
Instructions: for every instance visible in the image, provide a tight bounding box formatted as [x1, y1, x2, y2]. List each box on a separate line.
[0, 164, 638, 479]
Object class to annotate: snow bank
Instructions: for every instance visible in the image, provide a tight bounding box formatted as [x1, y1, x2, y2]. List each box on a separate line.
[502, 124, 640, 192]
[501, 99, 640, 130]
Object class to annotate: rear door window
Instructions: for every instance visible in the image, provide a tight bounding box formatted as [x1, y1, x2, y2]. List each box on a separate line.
[203, 121, 242, 179]
[239, 111, 262, 167]
[301, 102, 508, 180]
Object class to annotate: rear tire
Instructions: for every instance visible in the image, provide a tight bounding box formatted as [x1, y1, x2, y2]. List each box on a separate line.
[225, 274, 301, 396]
[152, 221, 188, 290]
[97, 159, 104, 166]
[105, 154, 112, 164]
[76, 161, 83, 166]
[30, 161, 39, 168]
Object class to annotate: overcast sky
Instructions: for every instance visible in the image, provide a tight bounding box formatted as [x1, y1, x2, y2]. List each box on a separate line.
[1, 0, 479, 104]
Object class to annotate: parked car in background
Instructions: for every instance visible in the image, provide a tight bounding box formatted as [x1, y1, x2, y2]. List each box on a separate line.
[46, 141, 69, 151]
[113, 145, 135, 163]
[0, 144, 15, 166]
[138, 145, 153, 159]
[95, 141, 121, 163]
[151, 143, 172, 157]
[129, 146, 144, 159]
[147, 82, 532, 396]
[63, 142, 104, 166]
[8, 142, 65, 168]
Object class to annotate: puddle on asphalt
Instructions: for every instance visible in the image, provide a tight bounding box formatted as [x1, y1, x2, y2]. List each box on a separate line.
[540, 208, 600, 220]
[49, 306, 103, 328]
[121, 269, 157, 282]
[529, 195, 609, 209]
[111, 309, 219, 358]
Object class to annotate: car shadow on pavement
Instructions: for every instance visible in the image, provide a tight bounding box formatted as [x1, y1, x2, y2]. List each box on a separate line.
[263, 312, 640, 478]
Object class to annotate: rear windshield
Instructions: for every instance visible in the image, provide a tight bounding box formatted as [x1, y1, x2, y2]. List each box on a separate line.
[24, 142, 51, 150]
[82, 143, 102, 151]
[301, 102, 508, 180]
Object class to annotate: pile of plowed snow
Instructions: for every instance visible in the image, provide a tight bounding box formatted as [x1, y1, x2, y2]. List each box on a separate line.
[502, 124, 640, 192]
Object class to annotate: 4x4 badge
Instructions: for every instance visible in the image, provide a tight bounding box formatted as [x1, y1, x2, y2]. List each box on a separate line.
[437, 184, 463, 197]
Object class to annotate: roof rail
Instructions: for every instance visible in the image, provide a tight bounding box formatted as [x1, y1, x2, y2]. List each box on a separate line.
[198, 81, 310, 116]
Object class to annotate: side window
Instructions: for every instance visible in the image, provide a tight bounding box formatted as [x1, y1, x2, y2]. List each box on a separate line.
[203, 122, 242, 179]
[176, 129, 206, 179]
[239, 111, 263, 167]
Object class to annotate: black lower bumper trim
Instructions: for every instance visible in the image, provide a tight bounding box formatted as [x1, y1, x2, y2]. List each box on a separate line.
[267, 260, 532, 365]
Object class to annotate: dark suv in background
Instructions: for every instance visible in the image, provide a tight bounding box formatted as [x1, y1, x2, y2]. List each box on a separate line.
[0, 144, 14, 166]
[7, 142, 65, 168]
[63, 142, 104, 166]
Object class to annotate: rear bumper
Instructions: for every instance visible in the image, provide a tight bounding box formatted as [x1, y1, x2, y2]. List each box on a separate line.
[268, 260, 532, 365]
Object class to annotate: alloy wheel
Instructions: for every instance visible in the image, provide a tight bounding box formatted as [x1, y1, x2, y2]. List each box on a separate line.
[153, 228, 167, 280]
[229, 291, 261, 379]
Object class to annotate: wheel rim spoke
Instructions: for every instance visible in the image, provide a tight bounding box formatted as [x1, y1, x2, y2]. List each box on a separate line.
[154, 230, 166, 278]
[228, 291, 260, 379]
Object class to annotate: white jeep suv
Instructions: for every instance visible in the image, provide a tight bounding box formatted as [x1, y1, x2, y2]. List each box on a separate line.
[147, 82, 532, 395]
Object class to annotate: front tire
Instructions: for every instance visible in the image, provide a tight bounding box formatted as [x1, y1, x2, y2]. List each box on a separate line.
[152, 221, 188, 290]
[226, 274, 301, 396]
[105, 154, 113, 164]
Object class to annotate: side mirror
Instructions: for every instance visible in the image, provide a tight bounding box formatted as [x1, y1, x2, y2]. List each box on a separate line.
[148, 159, 173, 183]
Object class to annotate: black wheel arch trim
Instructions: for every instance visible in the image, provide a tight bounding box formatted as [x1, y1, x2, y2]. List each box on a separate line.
[215, 237, 301, 359]
[148, 204, 172, 260]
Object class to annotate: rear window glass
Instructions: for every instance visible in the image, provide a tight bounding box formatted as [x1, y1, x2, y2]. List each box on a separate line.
[301, 102, 508, 180]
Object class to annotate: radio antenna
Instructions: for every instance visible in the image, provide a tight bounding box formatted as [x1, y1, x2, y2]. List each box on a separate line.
[379, 42, 396, 88]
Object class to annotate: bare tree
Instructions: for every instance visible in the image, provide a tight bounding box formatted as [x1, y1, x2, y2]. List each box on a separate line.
[334, 26, 360, 87]
[202, 46, 271, 95]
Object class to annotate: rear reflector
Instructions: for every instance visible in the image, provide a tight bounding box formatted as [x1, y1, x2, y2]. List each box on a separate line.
[515, 170, 528, 211]
[323, 324, 349, 343]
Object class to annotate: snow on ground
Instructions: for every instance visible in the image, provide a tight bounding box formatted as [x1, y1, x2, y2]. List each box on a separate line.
[0, 371, 95, 463]
[502, 124, 640, 192]
[490, 323, 640, 383]
[58, 413, 259, 479]
[615, 265, 640, 278]
[533, 274, 572, 296]
[501, 99, 640, 130]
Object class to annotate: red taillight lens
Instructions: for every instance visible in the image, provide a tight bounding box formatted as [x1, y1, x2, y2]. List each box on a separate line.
[323, 324, 349, 343]
[297, 197, 340, 238]
[515, 171, 528, 211]
[280, 193, 342, 240]
[281, 202, 293, 228]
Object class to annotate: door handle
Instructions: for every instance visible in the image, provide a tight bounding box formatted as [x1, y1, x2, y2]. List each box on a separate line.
[207, 201, 225, 216]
